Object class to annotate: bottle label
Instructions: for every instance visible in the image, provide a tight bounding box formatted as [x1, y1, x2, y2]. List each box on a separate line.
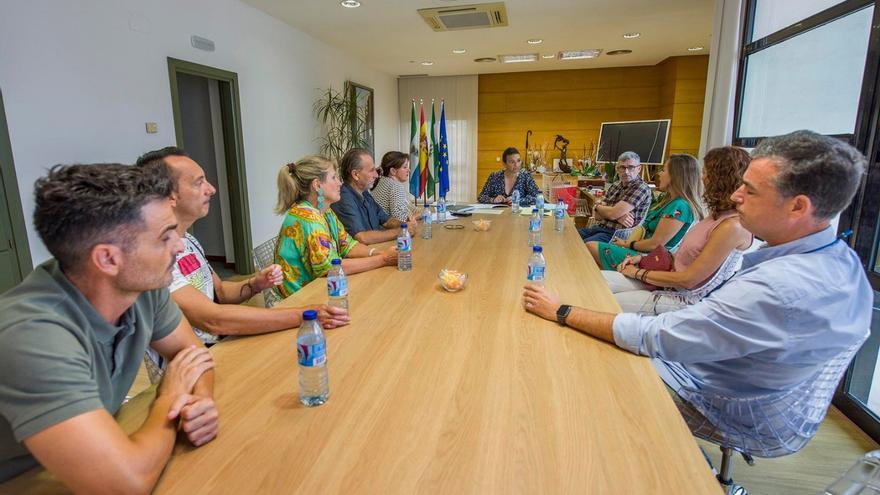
[397, 236, 411, 252]
[529, 218, 541, 232]
[527, 265, 545, 281]
[555, 207, 565, 219]
[327, 276, 348, 297]
[424, 213, 432, 225]
[298, 341, 326, 367]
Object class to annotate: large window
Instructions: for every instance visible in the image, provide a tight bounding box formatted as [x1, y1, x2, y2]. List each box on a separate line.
[735, 0, 880, 442]
[734, 0, 875, 146]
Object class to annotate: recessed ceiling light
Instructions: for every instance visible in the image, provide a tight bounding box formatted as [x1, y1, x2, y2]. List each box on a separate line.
[687, 46, 704, 51]
[420, 61, 434, 66]
[499, 53, 539, 63]
[606, 49, 632, 56]
[623, 32, 640, 39]
[340, 0, 360, 7]
[558, 49, 602, 60]
[541, 54, 555, 59]
[474, 57, 497, 63]
[452, 48, 467, 54]
[527, 38, 543, 45]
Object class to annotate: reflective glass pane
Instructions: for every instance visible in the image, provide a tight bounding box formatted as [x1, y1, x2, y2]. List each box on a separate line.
[752, 0, 846, 40]
[738, 6, 873, 138]
[846, 291, 880, 416]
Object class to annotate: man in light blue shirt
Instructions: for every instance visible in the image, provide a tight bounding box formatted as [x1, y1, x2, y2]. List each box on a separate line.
[523, 131, 871, 439]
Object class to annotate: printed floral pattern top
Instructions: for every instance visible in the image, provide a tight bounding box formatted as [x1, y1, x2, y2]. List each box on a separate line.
[275, 200, 358, 297]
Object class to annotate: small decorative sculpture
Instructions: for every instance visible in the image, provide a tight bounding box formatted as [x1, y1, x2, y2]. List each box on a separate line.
[554, 134, 571, 173]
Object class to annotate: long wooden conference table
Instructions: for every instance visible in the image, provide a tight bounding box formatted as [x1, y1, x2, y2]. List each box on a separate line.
[3, 211, 720, 494]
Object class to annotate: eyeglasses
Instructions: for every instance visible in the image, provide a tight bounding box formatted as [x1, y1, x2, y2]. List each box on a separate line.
[616, 164, 640, 171]
[444, 224, 465, 230]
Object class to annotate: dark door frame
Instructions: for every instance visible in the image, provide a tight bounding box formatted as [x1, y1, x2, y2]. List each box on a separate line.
[0, 88, 33, 282]
[167, 57, 253, 274]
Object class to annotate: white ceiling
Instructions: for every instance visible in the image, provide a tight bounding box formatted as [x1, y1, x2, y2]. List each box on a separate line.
[241, 0, 716, 76]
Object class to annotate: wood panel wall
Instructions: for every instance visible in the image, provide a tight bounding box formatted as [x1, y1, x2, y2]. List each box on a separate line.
[477, 55, 709, 188]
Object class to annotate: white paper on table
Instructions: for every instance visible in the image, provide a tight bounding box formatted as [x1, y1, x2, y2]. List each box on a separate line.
[466, 203, 498, 210]
[471, 209, 504, 215]
[518, 206, 557, 216]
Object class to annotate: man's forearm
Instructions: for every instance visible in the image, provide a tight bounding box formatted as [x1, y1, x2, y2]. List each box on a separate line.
[192, 369, 214, 398]
[125, 393, 188, 491]
[216, 278, 257, 304]
[191, 305, 304, 336]
[564, 307, 617, 344]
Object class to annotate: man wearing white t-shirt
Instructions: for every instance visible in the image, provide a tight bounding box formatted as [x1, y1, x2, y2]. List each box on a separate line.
[137, 148, 349, 373]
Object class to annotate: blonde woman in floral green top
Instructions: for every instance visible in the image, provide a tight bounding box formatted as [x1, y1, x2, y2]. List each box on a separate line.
[274, 155, 398, 298]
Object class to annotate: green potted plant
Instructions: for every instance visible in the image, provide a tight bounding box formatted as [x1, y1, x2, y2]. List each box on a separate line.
[313, 83, 368, 163]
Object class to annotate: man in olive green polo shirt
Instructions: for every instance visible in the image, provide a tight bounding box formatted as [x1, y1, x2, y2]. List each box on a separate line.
[0, 164, 218, 492]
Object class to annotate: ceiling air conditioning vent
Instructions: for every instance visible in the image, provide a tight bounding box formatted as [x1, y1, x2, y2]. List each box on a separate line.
[418, 2, 508, 32]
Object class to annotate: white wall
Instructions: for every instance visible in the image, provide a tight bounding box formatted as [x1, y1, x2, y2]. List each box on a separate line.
[0, 0, 399, 265]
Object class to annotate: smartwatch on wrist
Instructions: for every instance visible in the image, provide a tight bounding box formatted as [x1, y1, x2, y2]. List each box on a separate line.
[556, 304, 572, 326]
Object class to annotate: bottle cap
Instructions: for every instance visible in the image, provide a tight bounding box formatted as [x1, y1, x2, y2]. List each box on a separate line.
[303, 309, 318, 320]
[533, 246, 543, 253]
[401, 223, 408, 228]
[331, 258, 342, 265]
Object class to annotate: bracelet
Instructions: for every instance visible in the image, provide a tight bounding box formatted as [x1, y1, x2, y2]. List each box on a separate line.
[640, 270, 651, 282]
[368, 248, 377, 256]
[629, 240, 636, 250]
[634, 268, 643, 280]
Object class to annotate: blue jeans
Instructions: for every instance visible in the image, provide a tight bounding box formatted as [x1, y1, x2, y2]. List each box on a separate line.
[578, 225, 615, 243]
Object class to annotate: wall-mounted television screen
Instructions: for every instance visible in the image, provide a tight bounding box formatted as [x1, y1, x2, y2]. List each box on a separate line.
[596, 119, 670, 165]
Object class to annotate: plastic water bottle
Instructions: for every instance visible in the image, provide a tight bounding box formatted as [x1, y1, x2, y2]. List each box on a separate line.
[826, 450, 880, 494]
[397, 223, 412, 271]
[326, 258, 348, 310]
[527, 246, 546, 286]
[437, 197, 447, 223]
[511, 190, 521, 214]
[536, 191, 545, 216]
[297, 309, 328, 407]
[421, 205, 432, 240]
[554, 199, 566, 232]
[528, 209, 542, 247]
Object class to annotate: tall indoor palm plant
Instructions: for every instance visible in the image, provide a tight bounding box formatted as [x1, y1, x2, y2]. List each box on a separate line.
[313, 83, 368, 163]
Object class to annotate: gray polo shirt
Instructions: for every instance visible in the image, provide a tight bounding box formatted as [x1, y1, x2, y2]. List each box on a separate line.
[330, 182, 391, 236]
[0, 260, 181, 481]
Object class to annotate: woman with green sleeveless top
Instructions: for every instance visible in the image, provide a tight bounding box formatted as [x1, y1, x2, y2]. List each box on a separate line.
[587, 154, 705, 270]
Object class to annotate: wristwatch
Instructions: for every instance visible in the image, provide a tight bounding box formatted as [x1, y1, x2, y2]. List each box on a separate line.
[556, 304, 572, 326]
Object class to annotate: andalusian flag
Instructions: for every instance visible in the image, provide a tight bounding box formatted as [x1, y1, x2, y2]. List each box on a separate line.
[426, 100, 438, 200]
[438, 100, 450, 198]
[408, 100, 420, 198]
[418, 102, 429, 198]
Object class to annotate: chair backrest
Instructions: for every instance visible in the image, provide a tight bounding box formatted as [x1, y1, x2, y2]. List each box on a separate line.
[252, 236, 283, 308]
[657, 249, 744, 305]
[680, 340, 866, 458]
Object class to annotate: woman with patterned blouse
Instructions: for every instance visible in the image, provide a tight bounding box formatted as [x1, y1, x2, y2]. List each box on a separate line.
[478, 146, 542, 205]
[372, 151, 420, 221]
[274, 155, 398, 297]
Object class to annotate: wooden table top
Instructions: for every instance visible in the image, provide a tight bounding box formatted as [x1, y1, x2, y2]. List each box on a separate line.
[2, 211, 720, 494]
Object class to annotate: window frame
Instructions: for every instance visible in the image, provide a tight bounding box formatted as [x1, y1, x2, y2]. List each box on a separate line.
[732, 0, 876, 147]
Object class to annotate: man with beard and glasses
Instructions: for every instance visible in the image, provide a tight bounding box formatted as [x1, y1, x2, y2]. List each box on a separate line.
[0, 164, 217, 492]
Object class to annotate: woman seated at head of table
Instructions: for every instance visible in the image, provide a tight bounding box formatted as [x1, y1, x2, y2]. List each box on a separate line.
[478, 146, 541, 205]
[587, 153, 704, 270]
[371, 151, 421, 222]
[274, 155, 399, 297]
[602, 146, 754, 314]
